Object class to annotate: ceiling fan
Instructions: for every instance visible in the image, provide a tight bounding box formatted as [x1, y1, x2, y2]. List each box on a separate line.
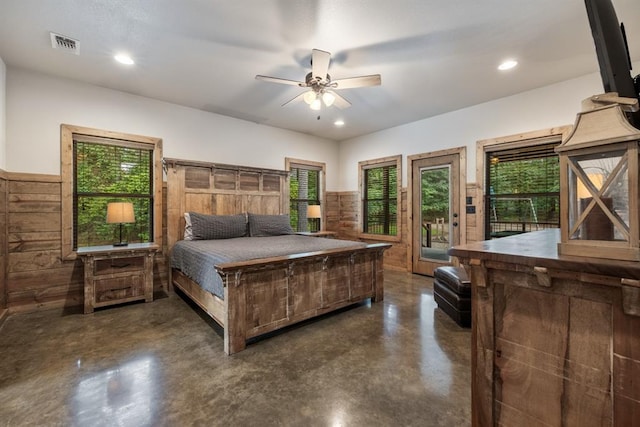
[255, 49, 381, 110]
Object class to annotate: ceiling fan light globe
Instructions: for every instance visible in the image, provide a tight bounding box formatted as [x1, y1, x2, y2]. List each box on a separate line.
[303, 91, 317, 105]
[310, 99, 322, 110]
[322, 92, 336, 107]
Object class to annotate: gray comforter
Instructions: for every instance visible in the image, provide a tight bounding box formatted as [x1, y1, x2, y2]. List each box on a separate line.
[170, 235, 367, 298]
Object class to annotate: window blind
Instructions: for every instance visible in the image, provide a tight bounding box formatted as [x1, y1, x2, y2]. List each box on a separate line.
[73, 138, 153, 248]
[487, 143, 559, 196]
[363, 164, 397, 235]
[289, 166, 321, 232]
[485, 142, 560, 239]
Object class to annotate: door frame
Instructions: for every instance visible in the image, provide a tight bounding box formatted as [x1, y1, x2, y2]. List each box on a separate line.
[407, 146, 466, 273]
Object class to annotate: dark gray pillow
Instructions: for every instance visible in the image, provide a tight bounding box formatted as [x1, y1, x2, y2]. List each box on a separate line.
[189, 212, 247, 240]
[248, 213, 295, 237]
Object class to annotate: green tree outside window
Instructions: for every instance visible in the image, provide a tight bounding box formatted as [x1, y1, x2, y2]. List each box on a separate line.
[74, 141, 153, 248]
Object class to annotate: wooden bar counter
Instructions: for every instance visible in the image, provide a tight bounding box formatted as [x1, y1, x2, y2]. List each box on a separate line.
[449, 229, 640, 427]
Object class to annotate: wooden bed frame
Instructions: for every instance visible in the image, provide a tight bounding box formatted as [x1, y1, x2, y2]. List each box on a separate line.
[164, 158, 390, 354]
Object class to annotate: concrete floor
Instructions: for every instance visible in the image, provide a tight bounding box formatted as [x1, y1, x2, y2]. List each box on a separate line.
[0, 270, 471, 426]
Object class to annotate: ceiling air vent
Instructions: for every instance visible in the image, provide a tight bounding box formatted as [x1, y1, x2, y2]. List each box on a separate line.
[50, 32, 80, 55]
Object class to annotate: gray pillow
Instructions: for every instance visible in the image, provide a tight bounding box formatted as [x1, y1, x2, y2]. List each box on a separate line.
[189, 212, 247, 240]
[248, 213, 295, 237]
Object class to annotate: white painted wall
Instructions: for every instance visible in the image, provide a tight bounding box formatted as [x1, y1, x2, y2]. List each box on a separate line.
[0, 57, 6, 170]
[7, 64, 640, 193]
[338, 63, 640, 190]
[6, 67, 341, 188]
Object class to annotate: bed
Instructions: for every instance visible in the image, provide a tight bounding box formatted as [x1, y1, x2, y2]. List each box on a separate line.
[164, 158, 390, 354]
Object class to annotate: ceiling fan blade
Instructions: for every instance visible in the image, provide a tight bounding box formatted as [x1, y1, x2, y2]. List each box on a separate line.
[331, 74, 381, 89]
[331, 91, 352, 109]
[311, 49, 331, 81]
[281, 92, 307, 107]
[255, 75, 306, 87]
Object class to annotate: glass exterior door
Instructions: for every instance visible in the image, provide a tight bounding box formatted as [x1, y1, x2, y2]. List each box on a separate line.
[412, 154, 460, 276]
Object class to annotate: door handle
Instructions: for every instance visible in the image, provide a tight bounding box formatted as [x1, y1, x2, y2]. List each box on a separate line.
[453, 222, 458, 227]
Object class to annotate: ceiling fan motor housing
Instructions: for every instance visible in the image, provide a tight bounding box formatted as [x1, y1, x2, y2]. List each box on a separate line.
[305, 72, 331, 89]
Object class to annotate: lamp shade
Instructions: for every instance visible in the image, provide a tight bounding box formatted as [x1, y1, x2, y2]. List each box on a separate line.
[310, 98, 322, 111]
[106, 202, 135, 224]
[307, 205, 321, 219]
[322, 91, 335, 107]
[303, 90, 317, 105]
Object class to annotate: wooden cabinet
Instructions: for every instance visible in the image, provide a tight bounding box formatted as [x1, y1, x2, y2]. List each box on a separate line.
[450, 229, 640, 427]
[78, 243, 158, 314]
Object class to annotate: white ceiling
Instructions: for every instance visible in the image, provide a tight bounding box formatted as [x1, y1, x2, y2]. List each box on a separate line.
[0, 0, 639, 141]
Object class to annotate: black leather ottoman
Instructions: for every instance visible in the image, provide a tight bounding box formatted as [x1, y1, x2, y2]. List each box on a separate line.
[433, 266, 471, 327]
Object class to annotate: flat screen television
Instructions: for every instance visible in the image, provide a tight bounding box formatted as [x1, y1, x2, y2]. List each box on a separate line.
[584, 0, 640, 127]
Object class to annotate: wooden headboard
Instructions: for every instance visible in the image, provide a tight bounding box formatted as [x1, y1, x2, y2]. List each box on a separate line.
[164, 158, 290, 250]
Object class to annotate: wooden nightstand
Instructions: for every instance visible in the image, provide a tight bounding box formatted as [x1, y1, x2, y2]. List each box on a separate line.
[78, 243, 159, 314]
[296, 231, 337, 238]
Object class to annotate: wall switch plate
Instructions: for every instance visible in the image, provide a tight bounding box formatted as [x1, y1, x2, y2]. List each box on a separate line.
[466, 205, 476, 214]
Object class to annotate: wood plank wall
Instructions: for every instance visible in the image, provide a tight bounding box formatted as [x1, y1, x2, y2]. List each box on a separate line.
[325, 191, 358, 240]
[2, 171, 479, 310]
[326, 185, 481, 272]
[6, 174, 78, 312]
[466, 183, 481, 243]
[0, 172, 7, 323]
[325, 190, 408, 271]
[5, 173, 168, 313]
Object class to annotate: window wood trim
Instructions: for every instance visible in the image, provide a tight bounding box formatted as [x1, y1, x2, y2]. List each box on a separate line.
[475, 126, 572, 241]
[61, 124, 163, 260]
[358, 155, 402, 242]
[286, 157, 326, 172]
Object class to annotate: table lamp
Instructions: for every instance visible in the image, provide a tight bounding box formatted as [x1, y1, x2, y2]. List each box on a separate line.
[106, 202, 135, 246]
[307, 205, 321, 232]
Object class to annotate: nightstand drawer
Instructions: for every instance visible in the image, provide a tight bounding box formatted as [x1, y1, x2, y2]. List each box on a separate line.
[94, 256, 145, 275]
[94, 274, 145, 303]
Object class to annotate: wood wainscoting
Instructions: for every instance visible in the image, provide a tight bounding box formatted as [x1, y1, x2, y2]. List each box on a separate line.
[6, 173, 78, 312]
[0, 171, 7, 323]
[5, 172, 168, 314]
[325, 189, 408, 271]
[2, 170, 479, 310]
[465, 183, 481, 243]
[326, 186, 480, 272]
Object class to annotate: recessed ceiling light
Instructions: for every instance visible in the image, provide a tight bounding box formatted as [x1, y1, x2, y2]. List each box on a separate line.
[114, 54, 134, 65]
[498, 60, 518, 71]
[334, 120, 345, 127]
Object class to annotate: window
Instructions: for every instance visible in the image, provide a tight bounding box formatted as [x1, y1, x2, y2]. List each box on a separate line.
[74, 138, 152, 247]
[286, 158, 326, 232]
[485, 142, 560, 239]
[360, 155, 401, 239]
[61, 125, 163, 258]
